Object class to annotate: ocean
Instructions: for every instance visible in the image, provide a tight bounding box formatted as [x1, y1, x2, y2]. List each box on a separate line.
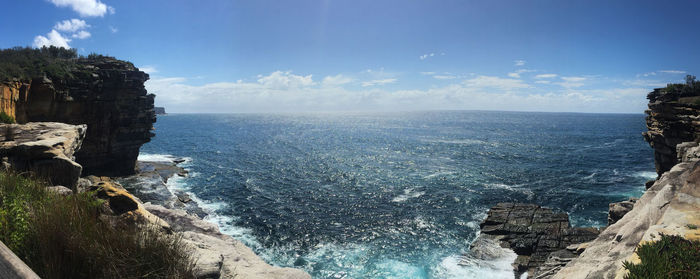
[136, 111, 655, 278]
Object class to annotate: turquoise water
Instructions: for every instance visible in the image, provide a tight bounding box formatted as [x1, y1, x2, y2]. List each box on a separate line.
[139, 111, 654, 278]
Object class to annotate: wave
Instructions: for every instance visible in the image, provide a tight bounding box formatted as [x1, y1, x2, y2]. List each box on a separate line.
[137, 152, 266, 252]
[633, 171, 657, 180]
[392, 188, 425, 203]
[485, 183, 534, 199]
[423, 171, 455, 179]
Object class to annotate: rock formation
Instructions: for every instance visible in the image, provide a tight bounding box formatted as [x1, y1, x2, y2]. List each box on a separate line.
[552, 84, 700, 279]
[154, 107, 166, 115]
[471, 203, 600, 278]
[0, 122, 85, 188]
[643, 85, 700, 175]
[0, 56, 156, 176]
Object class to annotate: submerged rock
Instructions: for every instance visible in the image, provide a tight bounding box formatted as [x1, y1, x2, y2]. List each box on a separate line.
[0, 122, 85, 188]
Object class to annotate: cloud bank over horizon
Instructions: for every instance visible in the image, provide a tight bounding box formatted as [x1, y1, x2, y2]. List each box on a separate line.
[145, 67, 684, 114]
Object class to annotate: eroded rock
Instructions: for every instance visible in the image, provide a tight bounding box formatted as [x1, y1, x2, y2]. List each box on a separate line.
[0, 122, 85, 188]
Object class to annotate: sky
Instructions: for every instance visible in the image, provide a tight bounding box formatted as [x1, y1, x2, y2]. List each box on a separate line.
[1, 0, 699, 113]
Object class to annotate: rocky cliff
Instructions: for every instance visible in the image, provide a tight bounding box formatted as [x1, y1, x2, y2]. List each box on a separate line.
[551, 84, 700, 278]
[643, 84, 700, 175]
[0, 56, 155, 176]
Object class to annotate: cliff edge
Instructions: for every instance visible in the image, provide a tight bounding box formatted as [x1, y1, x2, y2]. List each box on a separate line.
[0, 55, 155, 176]
[552, 82, 700, 278]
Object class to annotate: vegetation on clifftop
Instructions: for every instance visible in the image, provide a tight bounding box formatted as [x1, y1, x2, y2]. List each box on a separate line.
[622, 234, 700, 279]
[0, 172, 196, 279]
[0, 46, 127, 82]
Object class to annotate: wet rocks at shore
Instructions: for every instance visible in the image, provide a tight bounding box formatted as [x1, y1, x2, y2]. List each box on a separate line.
[471, 203, 599, 278]
[119, 157, 311, 279]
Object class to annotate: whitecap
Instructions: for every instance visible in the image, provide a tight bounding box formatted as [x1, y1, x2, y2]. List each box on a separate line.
[634, 171, 657, 180]
[423, 171, 455, 179]
[485, 183, 534, 199]
[392, 188, 425, 203]
[138, 153, 193, 164]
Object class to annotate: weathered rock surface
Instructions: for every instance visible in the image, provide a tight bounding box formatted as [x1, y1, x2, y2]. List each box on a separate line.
[145, 204, 310, 279]
[0, 57, 156, 176]
[643, 85, 700, 175]
[0, 122, 85, 188]
[553, 143, 700, 279]
[472, 203, 599, 278]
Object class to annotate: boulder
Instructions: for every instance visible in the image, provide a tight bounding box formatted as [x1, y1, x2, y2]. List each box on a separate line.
[607, 198, 637, 225]
[46, 185, 73, 196]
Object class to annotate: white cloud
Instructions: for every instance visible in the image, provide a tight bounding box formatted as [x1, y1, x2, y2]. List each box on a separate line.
[139, 66, 158, 74]
[433, 75, 456, 80]
[420, 72, 436, 75]
[109, 26, 119, 33]
[362, 78, 397, 87]
[557, 76, 587, 88]
[420, 53, 435, 60]
[463, 75, 530, 90]
[54, 19, 90, 32]
[322, 74, 353, 86]
[535, 74, 557, 79]
[257, 71, 314, 88]
[71, 30, 91, 39]
[508, 72, 520, 78]
[535, 80, 551, 84]
[658, 70, 686, 74]
[33, 30, 71, 48]
[514, 60, 526, 66]
[48, 0, 114, 17]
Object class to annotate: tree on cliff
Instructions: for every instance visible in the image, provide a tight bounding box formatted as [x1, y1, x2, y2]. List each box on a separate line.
[0, 46, 78, 82]
[686, 74, 696, 88]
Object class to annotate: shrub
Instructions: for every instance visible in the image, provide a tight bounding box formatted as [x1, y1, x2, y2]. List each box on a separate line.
[0, 112, 15, 124]
[623, 234, 700, 279]
[0, 172, 196, 279]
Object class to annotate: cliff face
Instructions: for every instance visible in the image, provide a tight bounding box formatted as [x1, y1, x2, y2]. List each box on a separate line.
[0, 57, 156, 176]
[643, 86, 700, 175]
[552, 85, 700, 279]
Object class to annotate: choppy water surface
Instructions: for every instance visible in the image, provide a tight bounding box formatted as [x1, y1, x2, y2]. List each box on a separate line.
[138, 111, 654, 278]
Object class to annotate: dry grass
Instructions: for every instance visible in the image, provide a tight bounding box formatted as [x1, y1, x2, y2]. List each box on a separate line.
[0, 171, 196, 279]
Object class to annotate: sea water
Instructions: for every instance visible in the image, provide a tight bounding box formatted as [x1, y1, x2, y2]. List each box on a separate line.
[137, 111, 654, 278]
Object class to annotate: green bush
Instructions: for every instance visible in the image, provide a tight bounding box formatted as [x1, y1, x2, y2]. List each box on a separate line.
[0, 112, 15, 124]
[623, 234, 700, 279]
[0, 172, 196, 279]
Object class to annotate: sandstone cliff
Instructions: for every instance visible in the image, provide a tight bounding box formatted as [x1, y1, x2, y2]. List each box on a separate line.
[0, 56, 155, 176]
[643, 85, 700, 175]
[552, 84, 700, 278]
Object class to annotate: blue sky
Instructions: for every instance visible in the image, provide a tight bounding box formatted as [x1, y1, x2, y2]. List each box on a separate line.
[1, 0, 699, 113]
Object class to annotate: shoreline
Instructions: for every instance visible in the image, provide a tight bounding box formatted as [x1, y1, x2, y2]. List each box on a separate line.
[116, 155, 311, 279]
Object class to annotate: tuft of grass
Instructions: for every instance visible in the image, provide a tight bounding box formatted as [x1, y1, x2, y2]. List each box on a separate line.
[687, 224, 698, 230]
[623, 234, 700, 279]
[0, 112, 15, 124]
[0, 171, 196, 279]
